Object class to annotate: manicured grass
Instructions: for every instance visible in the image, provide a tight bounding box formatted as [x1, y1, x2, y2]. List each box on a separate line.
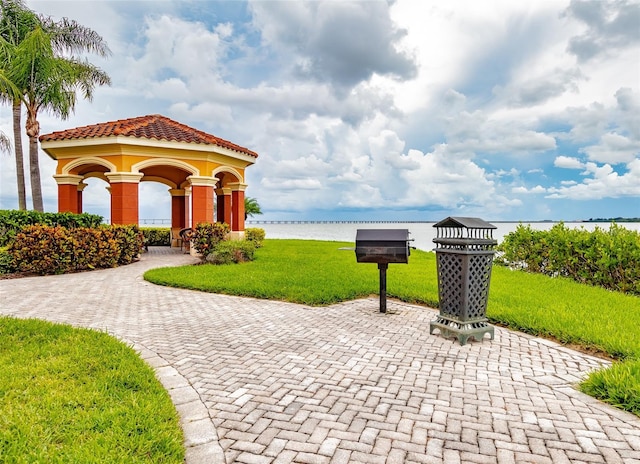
[0, 317, 184, 463]
[580, 359, 640, 416]
[145, 239, 640, 416]
[145, 239, 440, 306]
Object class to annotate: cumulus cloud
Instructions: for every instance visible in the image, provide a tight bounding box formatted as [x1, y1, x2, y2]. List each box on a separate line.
[249, 0, 417, 91]
[443, 110, 557, 155]
[565, 0, 640, 62]
[512, 185, 546, 194]
[494, 67, 584, 107]
[581, 132, 640, 164]
[547, 158, 640, 199]
[614, 87, 640, 139]
[397, 145, 520, 211]
[555, 156, 585, 169]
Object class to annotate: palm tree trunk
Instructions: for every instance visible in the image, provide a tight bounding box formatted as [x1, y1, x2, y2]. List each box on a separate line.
[28, 133, 43, 212]
[12, 101, 27, 210]
[26, 105, 43, 212]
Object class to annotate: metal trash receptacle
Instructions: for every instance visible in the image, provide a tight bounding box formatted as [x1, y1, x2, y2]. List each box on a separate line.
[429, 217, 497, 345]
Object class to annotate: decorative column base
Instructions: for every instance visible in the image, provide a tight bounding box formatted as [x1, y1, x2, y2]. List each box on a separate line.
[228, 231, 246, 241]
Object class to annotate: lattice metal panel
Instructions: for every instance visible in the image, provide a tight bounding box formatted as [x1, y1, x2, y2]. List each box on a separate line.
[436, 253, 464, 318]
[466, 254, 493, 318]
[436, 251, 494, 321]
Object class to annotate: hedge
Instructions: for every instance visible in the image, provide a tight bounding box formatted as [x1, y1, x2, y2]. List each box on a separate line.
[7, 224, 144, 275]
[0, 210, 103, 247]
[496, 222, 640, 295]
[141, 228, 171, 246]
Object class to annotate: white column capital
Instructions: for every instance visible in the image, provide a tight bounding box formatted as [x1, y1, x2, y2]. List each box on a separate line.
[228, 182, 248, 192]
[53, 174, 84, 185]
[188, 175, 219, 187]
[169, 188, 187, 197]
[105, 172, 144, 183]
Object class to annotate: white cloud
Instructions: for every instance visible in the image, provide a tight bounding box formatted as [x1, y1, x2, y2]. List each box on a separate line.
[398, 145, 518, 210]
[555, 156, 585, 169]
[547, 158, 640, 199]
[581, 132, 640, 164]
[443, 110, 557, 155]
[512, 185, 546, 194]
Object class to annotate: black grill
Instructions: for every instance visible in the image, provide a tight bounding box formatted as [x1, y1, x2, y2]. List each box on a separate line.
[354, 229, 413, 313]
[355, 229, 411, 264]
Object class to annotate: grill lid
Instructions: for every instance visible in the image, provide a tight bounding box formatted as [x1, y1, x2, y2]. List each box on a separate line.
[356, 229, 410, 242]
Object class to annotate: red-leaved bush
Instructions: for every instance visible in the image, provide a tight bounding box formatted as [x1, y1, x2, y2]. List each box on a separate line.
[7, 224, 144, 275]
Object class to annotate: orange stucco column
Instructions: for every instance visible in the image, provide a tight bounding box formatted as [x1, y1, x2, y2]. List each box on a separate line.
[229, 183, 247, 232]
[216, 187, 232, 226]
[105, 173, 143, 225]
[188, 176, 218, 227]
[53, 174, 83, 214]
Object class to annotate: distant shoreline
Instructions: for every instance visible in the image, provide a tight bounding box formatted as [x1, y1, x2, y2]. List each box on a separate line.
[246, 219, 640, 225]
[137, 218, 640, 226]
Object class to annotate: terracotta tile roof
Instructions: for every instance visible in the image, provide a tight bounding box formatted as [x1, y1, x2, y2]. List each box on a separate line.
[39, 114, 258, 158]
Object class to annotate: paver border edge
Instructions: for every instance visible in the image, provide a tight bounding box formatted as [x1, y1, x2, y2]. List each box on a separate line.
[131, 342, 227, 464]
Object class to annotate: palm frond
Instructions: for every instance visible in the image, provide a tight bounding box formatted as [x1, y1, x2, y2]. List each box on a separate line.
[0, 130, 11, 153]
[41, 15, 111, 57]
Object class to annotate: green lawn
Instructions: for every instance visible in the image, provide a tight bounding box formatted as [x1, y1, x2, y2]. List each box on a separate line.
[145, 239, 640, 416]
[0, 317, 184, 463]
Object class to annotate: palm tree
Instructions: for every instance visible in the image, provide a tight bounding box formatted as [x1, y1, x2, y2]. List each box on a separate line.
[245, 196, 263, 220]
[0, 0, 38, 210]
[0, 0, 110, 211]
[13, 26, 110, 211]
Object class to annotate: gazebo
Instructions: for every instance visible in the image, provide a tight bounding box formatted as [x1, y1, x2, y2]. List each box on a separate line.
[39, 114, 258, 242]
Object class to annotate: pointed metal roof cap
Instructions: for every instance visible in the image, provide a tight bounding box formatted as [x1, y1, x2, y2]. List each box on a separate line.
[433, 216, 496, 229]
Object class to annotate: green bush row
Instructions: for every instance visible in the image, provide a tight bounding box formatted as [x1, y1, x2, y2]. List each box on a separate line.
[245, 228, 265, 248]
[188, 223, 264, 265]
[141, 228, 171, 246]
[205, 240, 256, 265]
[496, 223, 640, 295]
[0, 210, 104, 247]
[6, 224, 144, 275]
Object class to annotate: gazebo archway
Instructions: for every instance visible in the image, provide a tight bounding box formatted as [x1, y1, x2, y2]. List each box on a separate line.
[40, 114, 258, 242]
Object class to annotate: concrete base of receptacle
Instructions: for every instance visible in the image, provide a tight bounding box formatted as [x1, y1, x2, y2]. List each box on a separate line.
[429, 315, 494, 346]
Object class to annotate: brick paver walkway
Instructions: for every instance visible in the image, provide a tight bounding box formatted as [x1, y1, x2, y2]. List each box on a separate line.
[1, 247, 639, 463]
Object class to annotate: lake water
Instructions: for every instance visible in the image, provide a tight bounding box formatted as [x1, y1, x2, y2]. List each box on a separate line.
[246, 221, 640, 252]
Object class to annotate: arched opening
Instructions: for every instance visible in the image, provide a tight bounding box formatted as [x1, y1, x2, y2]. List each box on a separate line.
[139, 181, 172, 226]
[81, 176, 111, 222]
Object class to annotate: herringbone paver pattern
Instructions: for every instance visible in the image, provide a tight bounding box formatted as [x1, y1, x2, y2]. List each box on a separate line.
[1, 247, 638, 464]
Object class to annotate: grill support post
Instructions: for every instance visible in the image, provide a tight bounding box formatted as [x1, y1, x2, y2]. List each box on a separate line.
[378, 263, 388, 313]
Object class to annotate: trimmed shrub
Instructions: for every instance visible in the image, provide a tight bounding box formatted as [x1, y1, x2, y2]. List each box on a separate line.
[496, 222, 640, 295]
[141, 227, 171, 246]
[189, 222, 230, 259]
[7, 224, 144, 275]
[245, 228, 265, 248]
[0, 247, 15, 274]
[205, 240, 256, 265]
[0, 210, 103, 247]
[110, 225, 145, 265]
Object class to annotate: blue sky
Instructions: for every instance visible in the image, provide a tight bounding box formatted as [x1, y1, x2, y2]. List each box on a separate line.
[1, 0, 639, 222]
